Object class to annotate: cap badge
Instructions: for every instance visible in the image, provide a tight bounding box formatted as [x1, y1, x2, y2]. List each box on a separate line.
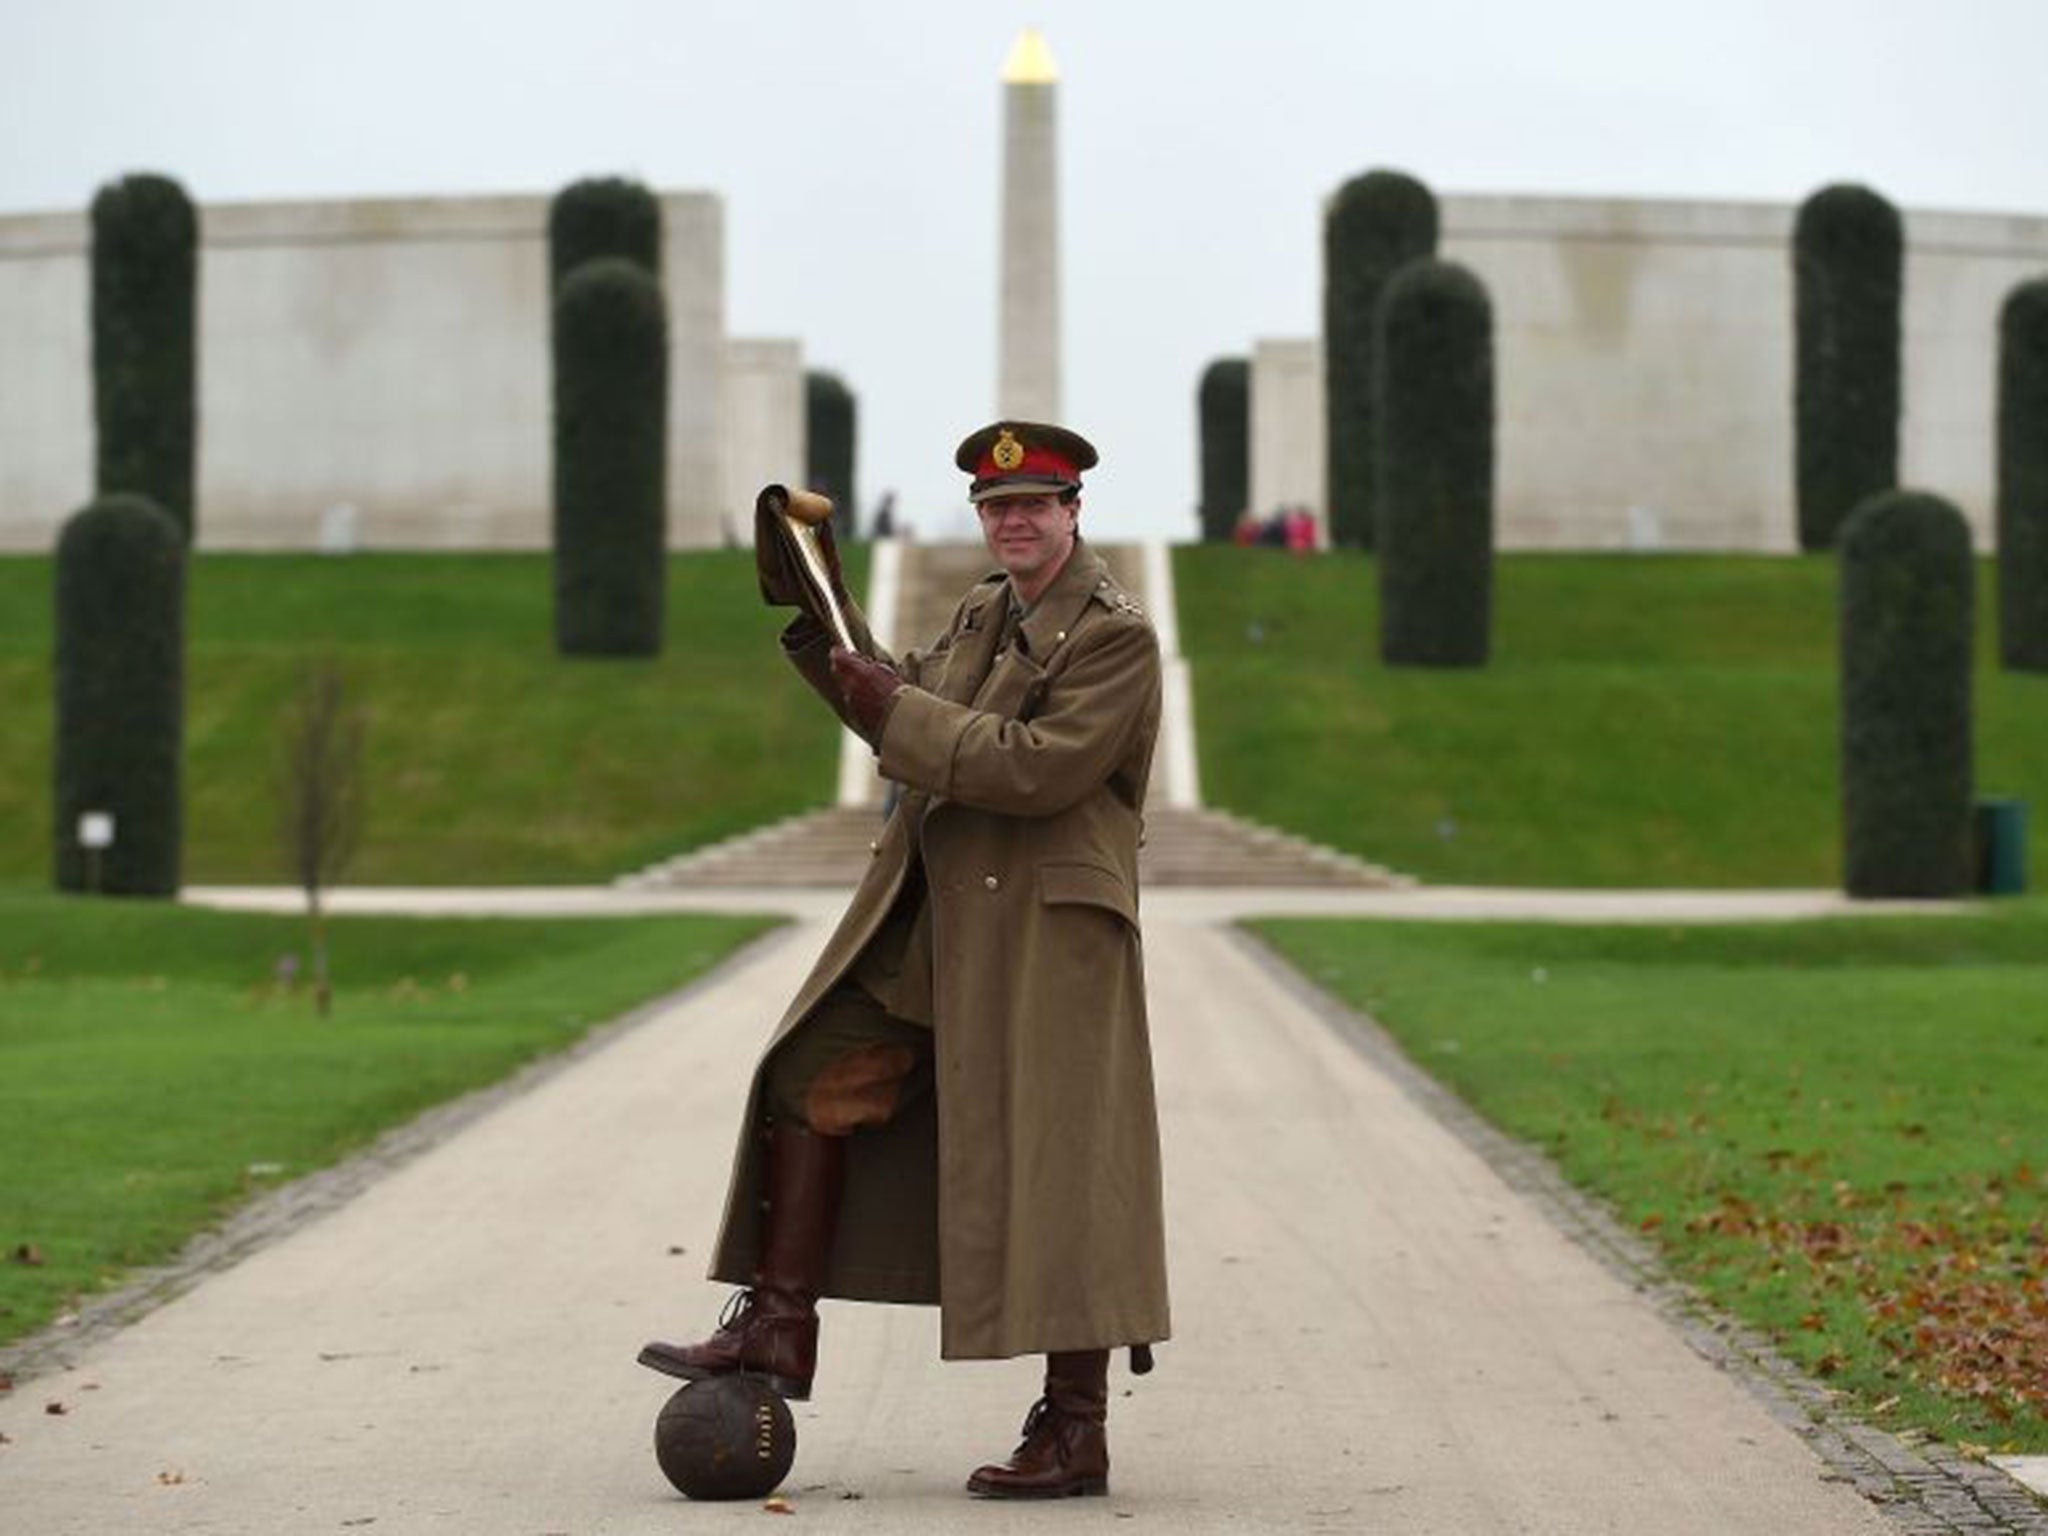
[992, 429, 1025, 471]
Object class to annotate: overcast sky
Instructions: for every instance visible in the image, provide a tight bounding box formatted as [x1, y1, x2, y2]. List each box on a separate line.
[6, 0, 2047, 541]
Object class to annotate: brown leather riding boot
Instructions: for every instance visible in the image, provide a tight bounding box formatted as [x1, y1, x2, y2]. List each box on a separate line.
[965, 1349, 1111, 1499]
[636, 1123, 845, 1401]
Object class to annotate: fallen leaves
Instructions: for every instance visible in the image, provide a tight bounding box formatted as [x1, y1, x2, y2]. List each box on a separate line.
[762, 1495, 794, 1514]
[1878, 1247, 2048, 1423]
[1675, 1167, 2048, 1427]
[44, 1401, 66, 1416]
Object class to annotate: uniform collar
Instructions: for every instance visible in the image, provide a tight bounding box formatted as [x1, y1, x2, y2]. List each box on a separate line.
[1012, 537, 1104, 660]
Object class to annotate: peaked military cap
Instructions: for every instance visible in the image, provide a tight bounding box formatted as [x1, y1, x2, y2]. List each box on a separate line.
[955, 420, 1099, 503]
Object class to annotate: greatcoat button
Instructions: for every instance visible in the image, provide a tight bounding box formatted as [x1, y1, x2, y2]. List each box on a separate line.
[984, 874, 999, 890]
[869, 840, 880, 856]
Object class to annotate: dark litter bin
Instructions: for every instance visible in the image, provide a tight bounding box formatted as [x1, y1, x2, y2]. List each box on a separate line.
[1974, 798, 2027, 896]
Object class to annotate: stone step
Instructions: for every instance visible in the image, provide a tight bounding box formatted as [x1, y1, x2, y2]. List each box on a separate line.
[892, 543, 995, 657]
[614, 541, 1408, 892]
[890, 541, 1144, 655]
[885, 541, 1161, 805]
[617, 804, 1408, 891]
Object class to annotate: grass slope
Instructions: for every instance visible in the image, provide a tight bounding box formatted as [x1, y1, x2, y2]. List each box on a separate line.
[0, 891, 776, 1345]
[1177, 548, 2048, 887]
[0, 548, 866, 885]
[1253, 907, 2048, 1453]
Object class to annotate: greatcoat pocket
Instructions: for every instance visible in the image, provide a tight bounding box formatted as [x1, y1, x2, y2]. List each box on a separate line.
[1037, 861, 1138, 928]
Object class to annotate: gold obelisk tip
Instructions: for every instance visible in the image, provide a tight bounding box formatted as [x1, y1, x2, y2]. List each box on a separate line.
[1001, 28, 1058, 85]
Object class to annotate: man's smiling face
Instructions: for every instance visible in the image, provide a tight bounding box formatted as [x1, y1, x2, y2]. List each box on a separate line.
[977, 491, 1078, 594]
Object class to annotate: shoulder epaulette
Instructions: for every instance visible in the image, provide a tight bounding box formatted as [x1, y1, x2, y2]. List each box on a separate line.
[1090, 574, 1150, 624]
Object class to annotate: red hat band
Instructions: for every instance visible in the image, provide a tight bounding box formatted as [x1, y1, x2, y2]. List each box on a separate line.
[973, 435, 1080, 487]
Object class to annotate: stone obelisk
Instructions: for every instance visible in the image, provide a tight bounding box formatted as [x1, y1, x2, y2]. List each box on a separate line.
[997, 28, 1060, 422]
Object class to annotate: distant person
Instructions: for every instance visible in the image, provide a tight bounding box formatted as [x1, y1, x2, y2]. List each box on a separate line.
[1231, 509, 1260, 547]
[640, 420, 1170, 1500]
[1285, 505, 1316, 554]
[871, 491, 897, 539]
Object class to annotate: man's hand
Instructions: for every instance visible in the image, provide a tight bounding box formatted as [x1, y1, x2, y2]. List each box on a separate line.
[830, 647, 904, 744]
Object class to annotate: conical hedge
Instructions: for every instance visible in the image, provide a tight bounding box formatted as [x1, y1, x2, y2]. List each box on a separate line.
[806, 370, 857, 540]
[1839, 490, 1973, 897]
[1324, 170, 1437, 549]
[54, 495, 185, 895]
[91, 174, 198, 542]
[1376, 259, 1494, 667]
[553, 258, 668, 656]
[1794, 184, 1902, 551]
[1997, 277, 2048, 671]
[549, 177, 662, 291]
[1197, 358, 1250, 542]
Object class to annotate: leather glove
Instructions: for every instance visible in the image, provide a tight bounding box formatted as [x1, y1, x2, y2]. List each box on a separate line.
[830, 646, 904, 744]
[754, 491, 847, 609]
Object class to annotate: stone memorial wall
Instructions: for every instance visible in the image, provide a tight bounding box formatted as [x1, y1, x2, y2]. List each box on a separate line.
[1256, 194, 2048, 550]
[719, 338, 806, 544]
[0, 190, 728, 551]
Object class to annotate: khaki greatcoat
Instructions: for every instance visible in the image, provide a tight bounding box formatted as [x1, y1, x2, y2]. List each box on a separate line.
[709, 539, 1171, 1361]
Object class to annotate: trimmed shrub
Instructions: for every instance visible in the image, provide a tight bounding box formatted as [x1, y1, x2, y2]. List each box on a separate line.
[548, 177, 662, 292]
[1376, 260, 1494, 667]
[1794, 184, 1902, 551]
[91, 174, 198, 542]
[553, 258, 668, 656]
[1997, 277, 2048, 671]
[1839, 490, 1973, 897]
[1197, 357, 1250, 542]
[1324, 170, 1437, 549]
[53, 495, 185, 895]
[805, 370, 857, 539]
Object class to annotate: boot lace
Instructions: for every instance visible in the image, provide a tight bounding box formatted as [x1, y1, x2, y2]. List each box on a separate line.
[1013, 1396, 1056, 1451]
[717, 1286, 758, 1335]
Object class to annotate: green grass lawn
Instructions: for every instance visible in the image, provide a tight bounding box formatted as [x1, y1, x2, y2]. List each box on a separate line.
[0, 890, 776, 1346]
[1252, 905, 2048, 1453]
[1178, 547, 2048, 886]
[0, 548, 867, 885]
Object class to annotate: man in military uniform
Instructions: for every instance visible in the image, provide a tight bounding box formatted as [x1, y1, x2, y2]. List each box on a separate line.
[640, 421, 1170, 1500]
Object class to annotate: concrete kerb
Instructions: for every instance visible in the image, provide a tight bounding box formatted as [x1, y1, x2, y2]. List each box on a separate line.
[1229, 924, 2048, 1535]
[181, 884, 1976, 924]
